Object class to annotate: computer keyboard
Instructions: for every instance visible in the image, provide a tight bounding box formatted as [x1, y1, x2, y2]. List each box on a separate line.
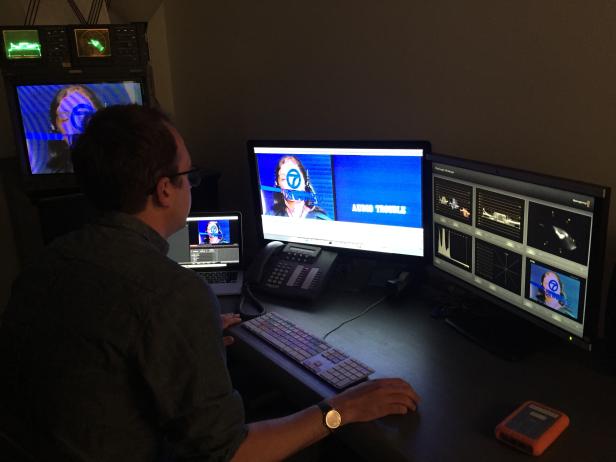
[242, 311, 374, 389]
[200, 271, 238, 284]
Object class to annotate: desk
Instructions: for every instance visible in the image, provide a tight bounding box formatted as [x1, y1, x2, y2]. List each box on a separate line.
[225, 287, 616, 462]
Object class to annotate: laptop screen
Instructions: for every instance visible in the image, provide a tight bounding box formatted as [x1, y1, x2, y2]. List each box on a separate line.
[167, 213, 242, 269]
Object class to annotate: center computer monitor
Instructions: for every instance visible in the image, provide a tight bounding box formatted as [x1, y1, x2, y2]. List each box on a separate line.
[427, 153, 611, 351]
[248, 140, 431, 258]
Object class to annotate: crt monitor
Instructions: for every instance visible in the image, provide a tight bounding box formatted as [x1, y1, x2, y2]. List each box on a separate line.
[248, 141, 430, 257]
[427, 153, 610, 351]
[11, 80, 145, 176]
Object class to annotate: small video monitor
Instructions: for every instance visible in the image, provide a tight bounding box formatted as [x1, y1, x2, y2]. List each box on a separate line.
[3, 29, 41, 59]
[74, 28, 111, 58]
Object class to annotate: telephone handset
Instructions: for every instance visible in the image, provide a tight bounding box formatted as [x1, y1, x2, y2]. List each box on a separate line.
[246, 241, 337, 300]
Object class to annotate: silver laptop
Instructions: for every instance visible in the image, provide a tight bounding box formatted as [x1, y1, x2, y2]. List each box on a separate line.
[167, 211, 244, 296]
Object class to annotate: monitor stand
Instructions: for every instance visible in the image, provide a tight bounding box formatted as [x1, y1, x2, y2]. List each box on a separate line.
[444, 302, 545, 361]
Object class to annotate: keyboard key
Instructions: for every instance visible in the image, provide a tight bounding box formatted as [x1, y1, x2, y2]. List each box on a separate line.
[200, 271, 238, 284]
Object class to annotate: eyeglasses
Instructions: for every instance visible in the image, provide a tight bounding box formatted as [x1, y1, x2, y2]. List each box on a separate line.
[167, 166, 203, 188]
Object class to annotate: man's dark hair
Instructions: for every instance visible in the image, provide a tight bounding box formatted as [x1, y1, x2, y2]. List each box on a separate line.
[71, 104, 179, 214]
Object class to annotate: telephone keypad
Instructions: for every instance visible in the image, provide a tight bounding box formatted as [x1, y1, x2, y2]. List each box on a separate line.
[284, 252, 314, 264]
[266, 261, 293, 288]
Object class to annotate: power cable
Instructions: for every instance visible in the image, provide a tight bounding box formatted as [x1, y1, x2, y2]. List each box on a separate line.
[322, 294, 388, 340]
[67, 0, 87, 24]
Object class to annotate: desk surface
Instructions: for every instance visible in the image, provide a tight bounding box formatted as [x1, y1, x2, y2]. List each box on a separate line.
[225, 287, 616, 462]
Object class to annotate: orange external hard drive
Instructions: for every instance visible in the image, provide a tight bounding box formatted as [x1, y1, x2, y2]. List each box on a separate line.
[495, 401, 569, 456]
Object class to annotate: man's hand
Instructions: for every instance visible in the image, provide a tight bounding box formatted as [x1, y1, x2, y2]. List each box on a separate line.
[328, 378, 420, 425]
[221, 313, 242, 346]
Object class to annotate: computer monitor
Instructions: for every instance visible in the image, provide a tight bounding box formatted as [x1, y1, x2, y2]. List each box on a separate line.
[12, 80, 145, 175]
[427, 153, 611, 351]
[247, 141, 430, 258]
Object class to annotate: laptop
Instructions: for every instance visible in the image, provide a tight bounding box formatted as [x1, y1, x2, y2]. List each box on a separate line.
[167, 211, 244, 296]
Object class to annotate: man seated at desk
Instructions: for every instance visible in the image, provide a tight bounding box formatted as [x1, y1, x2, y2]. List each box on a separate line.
[0, 105, 420, 462]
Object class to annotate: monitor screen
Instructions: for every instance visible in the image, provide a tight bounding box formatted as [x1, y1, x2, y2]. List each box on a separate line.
[248, 141, 430, 257]
[167, 213, 242, 269]
[428, 154, 610, 346]
[15, 81, 144, 174]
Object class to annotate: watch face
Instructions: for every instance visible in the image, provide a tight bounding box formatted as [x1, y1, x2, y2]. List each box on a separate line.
[325, 409, 342, 429]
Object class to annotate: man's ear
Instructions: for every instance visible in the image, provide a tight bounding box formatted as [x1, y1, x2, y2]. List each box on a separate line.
[153, 176, 173, 208]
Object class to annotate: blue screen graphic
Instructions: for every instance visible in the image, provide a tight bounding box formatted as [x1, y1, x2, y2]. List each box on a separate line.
[333, 156, 422, 228]
[528, 261, 582, 320]
[256, 152, 422, 228]
[16, 82, 143, 174]
[197, 219, 231, 245]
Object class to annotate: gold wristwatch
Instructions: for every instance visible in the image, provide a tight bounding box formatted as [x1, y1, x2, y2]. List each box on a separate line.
[317, 401, 342, 432]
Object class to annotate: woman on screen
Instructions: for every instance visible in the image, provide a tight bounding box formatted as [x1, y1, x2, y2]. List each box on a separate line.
[46, 85, 103, 172]
[536, 271, 574, 317]
[268, 156, 330, 220]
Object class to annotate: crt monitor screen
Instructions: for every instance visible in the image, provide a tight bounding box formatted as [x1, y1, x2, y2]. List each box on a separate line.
[249, 141, 430, 257]
[428, 154, 610, 346]
[15, 81, 144, 174]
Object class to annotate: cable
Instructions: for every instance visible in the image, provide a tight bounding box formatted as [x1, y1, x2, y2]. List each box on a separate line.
[87, 0, 100, 24]
[31, 0, 40, 24]
[87, 0, 94, 23]
[238, 284, 267, 320]
[24, 0, 36, 25]
[322, 293, 388, 340]
[24, 0, 33, 25]
[67, 0, 87, 24]
[94, 0, 104, 24]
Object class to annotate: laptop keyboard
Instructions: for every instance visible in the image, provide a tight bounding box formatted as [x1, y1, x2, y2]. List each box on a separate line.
[200, 271, 238, 284]
[242, 312, 374, 389]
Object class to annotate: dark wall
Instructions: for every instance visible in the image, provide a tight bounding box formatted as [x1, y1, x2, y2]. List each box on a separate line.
[162, 1, 616, 264]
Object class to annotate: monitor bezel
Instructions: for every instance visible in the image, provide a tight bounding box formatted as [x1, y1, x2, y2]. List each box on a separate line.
[247, 139, 432, 263]
[4, 73, 150, 196]
[426, 152, 611, 350]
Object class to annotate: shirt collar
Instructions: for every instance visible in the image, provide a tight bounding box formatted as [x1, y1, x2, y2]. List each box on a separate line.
[95, 212, 170, 255]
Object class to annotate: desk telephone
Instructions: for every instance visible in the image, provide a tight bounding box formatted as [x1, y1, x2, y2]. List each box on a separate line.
[247, 241, 338, 300]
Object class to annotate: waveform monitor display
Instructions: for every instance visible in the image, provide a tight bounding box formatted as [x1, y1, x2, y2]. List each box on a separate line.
[476, 188, 525, 242]
[434, 177, 473, 224]
[435, 224, 472, 271]
[249, 141, 430, 257]
[3, 29, 41, 59]
[429, 155, 607, 344]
